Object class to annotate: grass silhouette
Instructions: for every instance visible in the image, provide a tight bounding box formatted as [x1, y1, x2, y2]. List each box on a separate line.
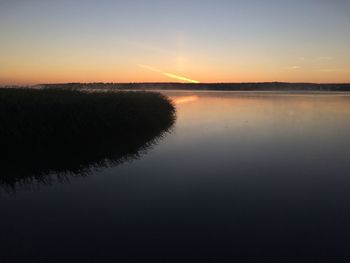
[0, 88, 175, 188]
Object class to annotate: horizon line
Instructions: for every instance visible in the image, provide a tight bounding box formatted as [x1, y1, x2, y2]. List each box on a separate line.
[2, 81, 350, 87]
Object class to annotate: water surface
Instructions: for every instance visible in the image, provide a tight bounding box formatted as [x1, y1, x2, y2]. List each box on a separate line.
[1, 91, 350, 262]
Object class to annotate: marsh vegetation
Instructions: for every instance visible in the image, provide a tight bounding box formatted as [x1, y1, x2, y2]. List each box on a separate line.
[0, 88, 175, 187]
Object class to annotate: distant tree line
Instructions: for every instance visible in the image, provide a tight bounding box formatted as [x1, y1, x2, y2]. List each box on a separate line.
[35, 82, 350, 91]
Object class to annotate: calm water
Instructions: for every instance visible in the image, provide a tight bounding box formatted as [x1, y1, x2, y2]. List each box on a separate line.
[1, 91, 350, 262]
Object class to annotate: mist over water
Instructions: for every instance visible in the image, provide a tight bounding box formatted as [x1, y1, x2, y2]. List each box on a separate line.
[1, 91, 350, 262]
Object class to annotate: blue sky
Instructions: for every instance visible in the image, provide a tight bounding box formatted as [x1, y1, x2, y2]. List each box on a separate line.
[1, 0, 350, 83]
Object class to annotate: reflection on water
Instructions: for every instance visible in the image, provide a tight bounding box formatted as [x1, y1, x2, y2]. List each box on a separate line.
[1, 91, 350, 262]
[0, 120, 174, 191]
[172, 95, 199, 105]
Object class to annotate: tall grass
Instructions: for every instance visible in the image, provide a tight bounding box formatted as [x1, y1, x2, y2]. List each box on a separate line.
[0, 88, 175, 187]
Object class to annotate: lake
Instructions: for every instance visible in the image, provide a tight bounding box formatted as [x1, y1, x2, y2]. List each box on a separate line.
[1, 91, 350, 262]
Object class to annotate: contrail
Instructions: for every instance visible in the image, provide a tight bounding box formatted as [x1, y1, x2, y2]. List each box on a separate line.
[138, 64, 199, 83]
[163, 72, 199, 83]
[138, 64, 161, 73]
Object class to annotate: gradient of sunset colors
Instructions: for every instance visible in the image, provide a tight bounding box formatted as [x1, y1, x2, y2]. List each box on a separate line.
[1, 0, 350, 84]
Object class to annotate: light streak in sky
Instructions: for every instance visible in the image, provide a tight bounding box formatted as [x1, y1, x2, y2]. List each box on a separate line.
[138, 64, 199, 83]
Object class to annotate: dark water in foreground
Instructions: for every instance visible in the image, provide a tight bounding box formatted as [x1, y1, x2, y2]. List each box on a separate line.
[1, 91, 350, 262]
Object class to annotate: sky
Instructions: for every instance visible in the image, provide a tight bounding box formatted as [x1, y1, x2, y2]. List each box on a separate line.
[0, 0, 350, 84]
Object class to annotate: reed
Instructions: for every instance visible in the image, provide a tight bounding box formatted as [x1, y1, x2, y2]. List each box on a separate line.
[0, 88, 176, 186]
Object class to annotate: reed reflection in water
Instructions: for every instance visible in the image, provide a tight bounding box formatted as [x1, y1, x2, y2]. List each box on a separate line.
[0, 126, 173, 191]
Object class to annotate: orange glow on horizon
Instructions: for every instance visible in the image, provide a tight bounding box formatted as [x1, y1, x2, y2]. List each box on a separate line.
[1, 63, 350, 85]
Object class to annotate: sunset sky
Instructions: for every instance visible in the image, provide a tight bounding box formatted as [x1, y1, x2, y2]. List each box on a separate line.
[1, 0, 350, 84]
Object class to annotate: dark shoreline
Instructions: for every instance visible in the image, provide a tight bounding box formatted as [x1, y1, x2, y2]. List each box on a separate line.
[26, 82, 350, 92]
[0, 88, 176, 188]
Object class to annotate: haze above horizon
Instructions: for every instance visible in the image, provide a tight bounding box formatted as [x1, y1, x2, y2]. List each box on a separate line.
[1, 0, 350, 84]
